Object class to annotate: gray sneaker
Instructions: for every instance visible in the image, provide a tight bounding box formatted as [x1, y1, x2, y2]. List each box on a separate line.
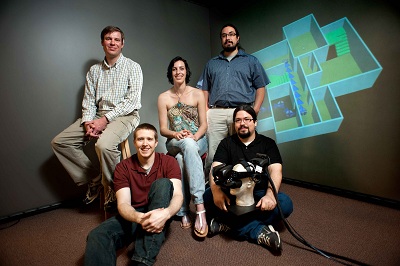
[257, 225, 281, 251]
[208, 218, 231, 236]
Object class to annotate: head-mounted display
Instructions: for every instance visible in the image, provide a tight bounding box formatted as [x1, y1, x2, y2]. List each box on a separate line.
[213, 158, 268, 189]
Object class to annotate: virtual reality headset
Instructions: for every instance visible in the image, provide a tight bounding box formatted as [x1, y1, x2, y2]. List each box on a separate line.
[213, 159, 266, 189]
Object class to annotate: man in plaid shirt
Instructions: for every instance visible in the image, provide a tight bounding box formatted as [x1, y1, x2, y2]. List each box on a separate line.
[51, 26, 142, 211]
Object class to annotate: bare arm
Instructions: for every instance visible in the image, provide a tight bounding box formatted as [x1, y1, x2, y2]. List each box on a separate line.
[116, 187, 144, 223]
[209, 161, 231, 212]
[157, 93, 174, 139]
[256, 163, 282, 211]
[253, 87, 265, 114]
[164, 178, 183, 217]
[117, 179, 183, 233]
[139, 178, 183, 233]
[203, 90, 209, 112]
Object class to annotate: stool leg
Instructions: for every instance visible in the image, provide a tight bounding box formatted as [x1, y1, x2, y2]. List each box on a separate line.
[121, 138, 131, 159]
[103, 137, 131, 220]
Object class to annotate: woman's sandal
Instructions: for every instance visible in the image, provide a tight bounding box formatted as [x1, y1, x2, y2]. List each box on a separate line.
[180, 214, 192, 229]
[194, 210, 208, 238]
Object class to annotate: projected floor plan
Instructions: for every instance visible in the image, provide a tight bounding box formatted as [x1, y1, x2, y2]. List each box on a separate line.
[253, 14, 382, 143]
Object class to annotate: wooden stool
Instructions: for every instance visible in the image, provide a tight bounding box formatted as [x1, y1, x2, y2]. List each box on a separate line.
[101, 137, 131, 219]
[120, 138, 131, 160]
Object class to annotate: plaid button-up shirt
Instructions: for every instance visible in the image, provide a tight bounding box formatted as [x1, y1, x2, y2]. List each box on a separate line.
[82, 54, 143, 123]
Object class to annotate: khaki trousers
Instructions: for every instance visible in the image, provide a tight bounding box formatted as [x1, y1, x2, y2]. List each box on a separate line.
[51, 111, 139, 187]
[205, 108, 235, 178]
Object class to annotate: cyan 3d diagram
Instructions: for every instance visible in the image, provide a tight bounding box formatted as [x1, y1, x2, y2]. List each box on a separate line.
[253, 14, 382, 143]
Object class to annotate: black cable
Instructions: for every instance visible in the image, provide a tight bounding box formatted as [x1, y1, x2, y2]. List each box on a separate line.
[264, 169, 369, 266]
[227, 152, 368, 264]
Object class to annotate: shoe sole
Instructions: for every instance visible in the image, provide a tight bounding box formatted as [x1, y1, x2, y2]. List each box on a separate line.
[194, 210, 208, 238]
[180, 215, 192, 229]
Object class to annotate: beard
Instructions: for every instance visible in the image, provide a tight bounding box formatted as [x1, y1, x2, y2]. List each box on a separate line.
[223, 41, 238, 52]
[223, 45, 236, 52]
[238, 127, 251, 139]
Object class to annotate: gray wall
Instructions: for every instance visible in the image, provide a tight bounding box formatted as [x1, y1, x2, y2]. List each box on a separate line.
[208, 0, 400, 202]
[0, 0, 211, 218]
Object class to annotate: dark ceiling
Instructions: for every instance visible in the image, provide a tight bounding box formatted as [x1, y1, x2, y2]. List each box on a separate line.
[185, 0, 222, 8]
[185, 0, 258, 11]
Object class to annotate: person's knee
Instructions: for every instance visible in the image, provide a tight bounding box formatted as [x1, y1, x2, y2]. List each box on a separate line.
[95, 138, 116, 154]
[50, 135, 61, 148]
[148, 178, 174, 207]
[87, 226, 106, 243]
[151, 178, 173, 191]
[181, 138, 198, 151]
[279, 194, 293, 218]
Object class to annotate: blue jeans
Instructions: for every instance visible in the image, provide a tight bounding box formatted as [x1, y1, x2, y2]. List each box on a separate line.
[204, 187, 293, 243]
[166, 136, 208, 216]
[84, 178, 174, 266]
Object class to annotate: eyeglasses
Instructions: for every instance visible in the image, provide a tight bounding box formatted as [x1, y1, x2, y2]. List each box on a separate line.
[234, 118, 254, 124]
[221, 32, 236, 38]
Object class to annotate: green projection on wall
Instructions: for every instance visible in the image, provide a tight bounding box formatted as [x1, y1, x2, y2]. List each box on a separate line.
[253, 14, 382, 143]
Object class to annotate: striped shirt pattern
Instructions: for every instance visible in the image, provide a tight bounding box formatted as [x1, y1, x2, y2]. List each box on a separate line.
[82, 54, 143, 122]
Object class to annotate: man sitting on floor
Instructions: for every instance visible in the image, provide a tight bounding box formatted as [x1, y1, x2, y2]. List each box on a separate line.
[204, 105, 293, 252]
[84, 123, 183, 266]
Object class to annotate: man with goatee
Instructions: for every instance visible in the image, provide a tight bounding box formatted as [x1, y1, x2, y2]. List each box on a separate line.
[204, 105, 293, 252]
[197, 23, 270, 178]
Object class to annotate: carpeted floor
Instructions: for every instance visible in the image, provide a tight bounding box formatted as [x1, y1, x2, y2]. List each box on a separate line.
[1, 183, 399, 266]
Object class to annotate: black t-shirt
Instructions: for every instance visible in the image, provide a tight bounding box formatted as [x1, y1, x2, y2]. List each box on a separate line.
[213, 132, 282, 189]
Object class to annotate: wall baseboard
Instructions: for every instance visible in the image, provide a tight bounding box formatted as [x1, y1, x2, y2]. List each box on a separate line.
[0, 200, 81, 224]
[2, 179, 399, 225]
[283, 177, 400, 210]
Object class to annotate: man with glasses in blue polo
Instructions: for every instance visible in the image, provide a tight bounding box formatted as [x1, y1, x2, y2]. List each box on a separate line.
[197, 23, 270, 179]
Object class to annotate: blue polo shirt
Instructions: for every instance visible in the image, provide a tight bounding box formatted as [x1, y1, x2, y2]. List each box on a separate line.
[196, 49, 270, 107]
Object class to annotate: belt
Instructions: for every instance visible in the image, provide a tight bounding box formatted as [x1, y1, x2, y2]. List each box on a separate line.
[209, 103, 253, 109]
[209, 105, 235, 109]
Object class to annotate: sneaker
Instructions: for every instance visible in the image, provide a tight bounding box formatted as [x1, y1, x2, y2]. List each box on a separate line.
[83, 179, 103, 205]
[257, 225, 281, 251]
[104, 186, 117, 213]
[208, 218, 231, 236]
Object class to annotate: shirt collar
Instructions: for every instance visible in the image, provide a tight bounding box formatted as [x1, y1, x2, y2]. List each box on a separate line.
[131, 152, 159, 174]
[232, 131, 259, 146]
[103, 53, 124, 69]
[217, 49, 246, 60]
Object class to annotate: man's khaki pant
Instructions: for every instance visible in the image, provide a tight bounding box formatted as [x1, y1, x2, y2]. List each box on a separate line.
[51, 111, 139, 188]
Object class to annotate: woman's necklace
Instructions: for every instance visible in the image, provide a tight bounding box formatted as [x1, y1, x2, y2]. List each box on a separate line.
[175, 86, 187, 108]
